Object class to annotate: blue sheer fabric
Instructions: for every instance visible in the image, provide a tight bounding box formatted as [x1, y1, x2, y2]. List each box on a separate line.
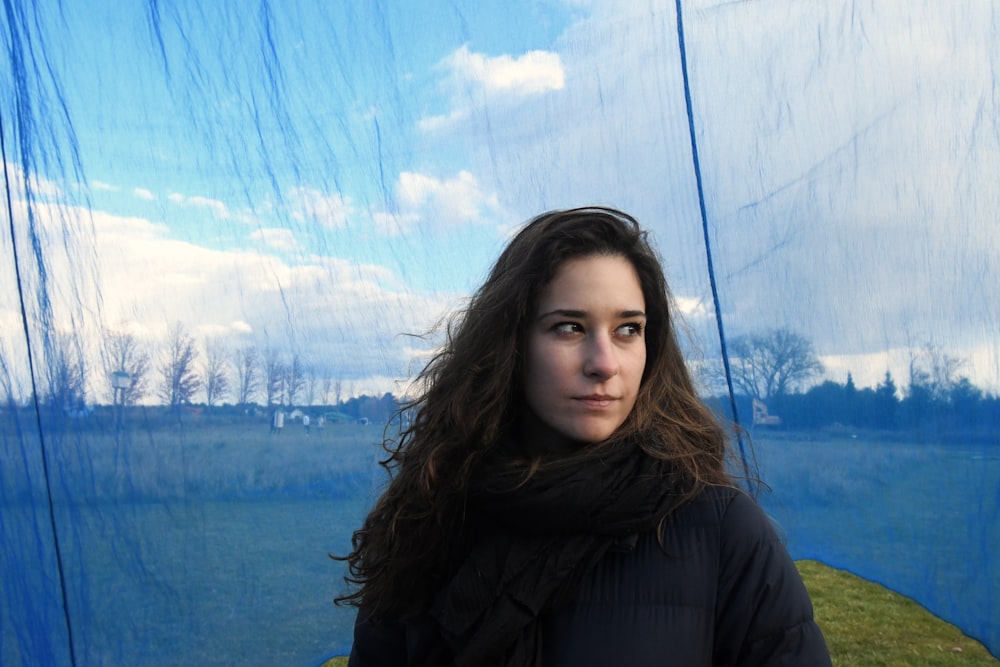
[2, 2, 997, 664]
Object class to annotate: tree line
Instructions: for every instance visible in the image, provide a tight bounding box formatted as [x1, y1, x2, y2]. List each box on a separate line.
[713, 328, 998, 437]
[9, 322, 357, 414]
[6, 323, 997, 436]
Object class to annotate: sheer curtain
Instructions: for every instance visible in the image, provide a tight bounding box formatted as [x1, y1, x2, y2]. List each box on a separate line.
[2, 1, 997, 664]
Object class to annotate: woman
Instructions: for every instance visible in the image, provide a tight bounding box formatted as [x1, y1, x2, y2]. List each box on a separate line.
[337, 207, 831, 666]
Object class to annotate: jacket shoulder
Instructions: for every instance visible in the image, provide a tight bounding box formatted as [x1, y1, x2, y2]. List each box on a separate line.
[710, 486, 833, 667]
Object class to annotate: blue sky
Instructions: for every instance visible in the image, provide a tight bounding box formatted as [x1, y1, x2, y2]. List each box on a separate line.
[50, 1, 585, 289]
[2, 0, 999, 401]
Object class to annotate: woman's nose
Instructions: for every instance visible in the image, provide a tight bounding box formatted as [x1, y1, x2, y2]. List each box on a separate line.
[583, 334, 620, 379]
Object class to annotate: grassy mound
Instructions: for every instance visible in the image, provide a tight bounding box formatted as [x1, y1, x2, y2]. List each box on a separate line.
[799, 560, 996, 665]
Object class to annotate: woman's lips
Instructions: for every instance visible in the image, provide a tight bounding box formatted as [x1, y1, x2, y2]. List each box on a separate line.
[575, 395, 618, 408]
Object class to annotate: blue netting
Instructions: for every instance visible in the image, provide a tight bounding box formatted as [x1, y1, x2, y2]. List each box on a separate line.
[2, 1, 998, 664]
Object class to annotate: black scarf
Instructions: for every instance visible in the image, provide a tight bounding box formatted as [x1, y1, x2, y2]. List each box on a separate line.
[429, 438, 685, 666]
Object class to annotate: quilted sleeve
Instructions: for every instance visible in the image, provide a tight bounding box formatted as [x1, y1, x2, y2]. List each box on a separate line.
[712, 491, 833, 667]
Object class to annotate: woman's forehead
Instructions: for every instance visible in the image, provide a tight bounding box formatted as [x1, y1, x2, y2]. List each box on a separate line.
[536, 255, 645, 311]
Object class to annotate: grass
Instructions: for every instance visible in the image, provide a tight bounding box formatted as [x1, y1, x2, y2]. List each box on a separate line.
[799, 560, 998, 666]
[321, 561, 998, 667]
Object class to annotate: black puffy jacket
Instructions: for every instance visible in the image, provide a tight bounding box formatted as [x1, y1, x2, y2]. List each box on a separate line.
[349, 486, 832, 666]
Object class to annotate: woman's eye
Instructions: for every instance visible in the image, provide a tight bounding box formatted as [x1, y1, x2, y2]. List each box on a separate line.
[553, 322, 584, 334]
[616, 322, 644, 337]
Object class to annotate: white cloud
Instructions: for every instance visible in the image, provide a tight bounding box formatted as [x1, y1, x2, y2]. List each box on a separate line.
[391, 170, 501, 233]
[359, 169, 506, 237]
[187, 195, 231, 218]
[133, 188, 155, 201]
[250, 227, 300, 252]
[90, 180, 119, 192]
[443, 45, 565, 96]
[197, 323, 237, 339]
[3, 161, 63, 199]
[419, 45, 565, 131]
[417, 108, 469, 133]
[288, 187, 353, 229]
[3, 200, 454, 403]
[674, 296, 710, 319]
[230, 320, 254, 334]
[168, 191, 254, 222]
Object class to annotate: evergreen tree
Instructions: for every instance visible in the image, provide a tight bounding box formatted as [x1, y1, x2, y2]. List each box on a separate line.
[874, 371, 898, 429]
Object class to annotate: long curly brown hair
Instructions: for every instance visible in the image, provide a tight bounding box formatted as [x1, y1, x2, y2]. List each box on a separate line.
[335, 207, 737, 618]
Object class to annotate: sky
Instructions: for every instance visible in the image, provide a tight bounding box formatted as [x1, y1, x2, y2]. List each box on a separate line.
[2, 0, 999, 403]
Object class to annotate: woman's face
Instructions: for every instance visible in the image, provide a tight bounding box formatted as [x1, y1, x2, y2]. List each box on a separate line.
[523, 254, 647, 444]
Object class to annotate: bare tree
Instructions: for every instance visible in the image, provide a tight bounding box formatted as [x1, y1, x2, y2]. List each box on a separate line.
[158, 322, 201, 406]
[908, 343, 963, 401]
[233, 344, 260, 406]
[202, 340, 230, 409]
[285, 354, 306, 406]
[725, 328, 823, 401]
[320, 374, 334, 405]
[303, 365, 318, 406]
[44, 333, 87, 412]
[104, 329, 151, 406]
[263, 348, 285, 406]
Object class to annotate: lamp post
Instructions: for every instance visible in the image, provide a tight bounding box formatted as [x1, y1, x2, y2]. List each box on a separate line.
[111, 371, 131, 434]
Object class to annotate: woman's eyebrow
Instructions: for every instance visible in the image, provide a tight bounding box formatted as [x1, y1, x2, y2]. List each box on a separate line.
[536, 308, 646, 320]
[537, 308, 586, 321]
